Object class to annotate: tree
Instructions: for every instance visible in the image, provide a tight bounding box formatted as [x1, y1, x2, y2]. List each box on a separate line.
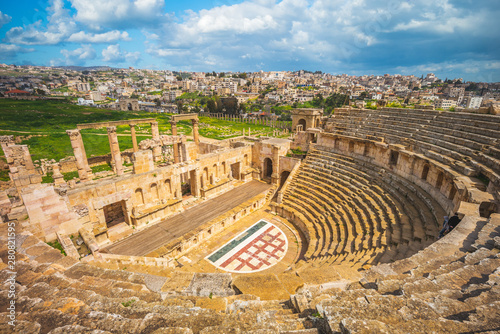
[324, 93, 349, 114]
[176, 76, 182, 81]
[206, 99, 217, 113]
[220, 97, 239, 114]
[238, 73, 247, 79]
[312, 93, 324, 107]
[359, 91, 368, 100]
[176, 100, 184, 113]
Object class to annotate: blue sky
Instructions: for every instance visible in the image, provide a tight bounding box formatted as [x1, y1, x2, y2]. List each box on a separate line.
[0, 0, 499, 81]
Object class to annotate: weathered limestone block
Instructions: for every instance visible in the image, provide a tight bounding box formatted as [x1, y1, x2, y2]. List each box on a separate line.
[79, 227, 99, 254]
[56, 232, 80, 259]
[185, 273, 234, 297]
[232, 274, 290, 301]
[290, 294, 309, 313]
[339, 318, 392, 334]
[133, 150, 154, 174]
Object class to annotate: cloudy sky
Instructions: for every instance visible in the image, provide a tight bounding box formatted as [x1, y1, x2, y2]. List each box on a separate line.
[0, 0, 499, 81]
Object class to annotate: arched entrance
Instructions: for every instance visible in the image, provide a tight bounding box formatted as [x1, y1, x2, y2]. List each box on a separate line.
[263, 158, 273, 179]
[297, 119, 306, 131]
[128, 103, 133, 111]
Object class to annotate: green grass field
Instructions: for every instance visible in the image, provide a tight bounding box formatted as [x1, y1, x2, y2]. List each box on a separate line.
[0, 99, 289, 161]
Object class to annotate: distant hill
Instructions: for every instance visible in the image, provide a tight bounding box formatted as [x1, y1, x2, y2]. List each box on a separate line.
[51, 65, 116, 71]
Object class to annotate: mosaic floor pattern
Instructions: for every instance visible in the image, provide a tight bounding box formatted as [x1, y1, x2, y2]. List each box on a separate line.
[206, 219, 288, 273]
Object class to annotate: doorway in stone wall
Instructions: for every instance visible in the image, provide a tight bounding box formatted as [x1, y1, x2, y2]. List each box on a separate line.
[103, 201, 126, 228]
[231, 162, 241, 180]
[263, 158, 273, 180]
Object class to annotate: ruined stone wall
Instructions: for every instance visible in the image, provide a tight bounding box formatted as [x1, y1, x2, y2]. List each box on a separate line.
[66, 145, 254, 233]
[59, 152, 134, 173]
[198, 142, 224, 155]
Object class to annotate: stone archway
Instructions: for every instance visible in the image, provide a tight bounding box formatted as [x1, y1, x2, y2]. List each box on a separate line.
[297, 119, 307, 131]
[263, 158, 273, 179]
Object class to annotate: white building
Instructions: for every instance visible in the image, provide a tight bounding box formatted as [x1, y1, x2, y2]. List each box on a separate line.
[435, 99, 457, 110]
[466, 96, 483, 109]
[77, 98, 94, 106]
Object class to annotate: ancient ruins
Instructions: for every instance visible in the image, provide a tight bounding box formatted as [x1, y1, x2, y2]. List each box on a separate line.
[1, 107, 499, 333]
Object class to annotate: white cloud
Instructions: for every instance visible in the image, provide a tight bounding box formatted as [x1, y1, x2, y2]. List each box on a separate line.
[4, 0, 132, 45]
[70, 0, 166, 29]
[136, 0, 499, 74]
[68, 30, 130, 43]
[61, 44, 96, 61]
[102, 44, 140, 64]
[0, 11, 11, 29]
[0, 44, 34, 58]
[102, 44, 123, 62]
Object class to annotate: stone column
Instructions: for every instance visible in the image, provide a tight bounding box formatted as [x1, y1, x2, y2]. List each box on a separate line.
[190, 168, 201, 197]
[107, 126, 123, 176]
[66, 129, 91, 181]
[130, 124, 138, 152]
[174, 173, 182, 199]
[170, 121, 180, 164]
[192, 119, 200, 144]
[75, 132, 91, 174]
[151, 121, 161, 162]
[52, 163, 65, 185]
[271, 145, 280, 185]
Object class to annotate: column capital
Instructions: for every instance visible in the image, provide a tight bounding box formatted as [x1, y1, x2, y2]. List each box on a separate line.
[0, 135, 14, 144]
[107, 126, 117, 134]
[170, 120, 177, 127]
[129, 124, 136, 128]
[191, 119, 199, 125]
[66, 129, 81, 138]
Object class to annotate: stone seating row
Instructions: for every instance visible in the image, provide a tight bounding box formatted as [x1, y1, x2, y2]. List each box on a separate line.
[310, 147, 444, 232]
[280, 146, 443, 269]
[328, 109, 500, 185]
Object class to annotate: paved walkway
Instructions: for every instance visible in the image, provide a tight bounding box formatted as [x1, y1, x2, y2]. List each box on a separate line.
[103, 180, 271, 256]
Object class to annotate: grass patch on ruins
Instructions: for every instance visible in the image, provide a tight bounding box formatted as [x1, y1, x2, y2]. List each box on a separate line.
[63, 170, 79, 181]
[121, 299, 135, 307]
[91, 163, 112, 173]
[46, 239, 66, 256]
[42, 172, 54, 183]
